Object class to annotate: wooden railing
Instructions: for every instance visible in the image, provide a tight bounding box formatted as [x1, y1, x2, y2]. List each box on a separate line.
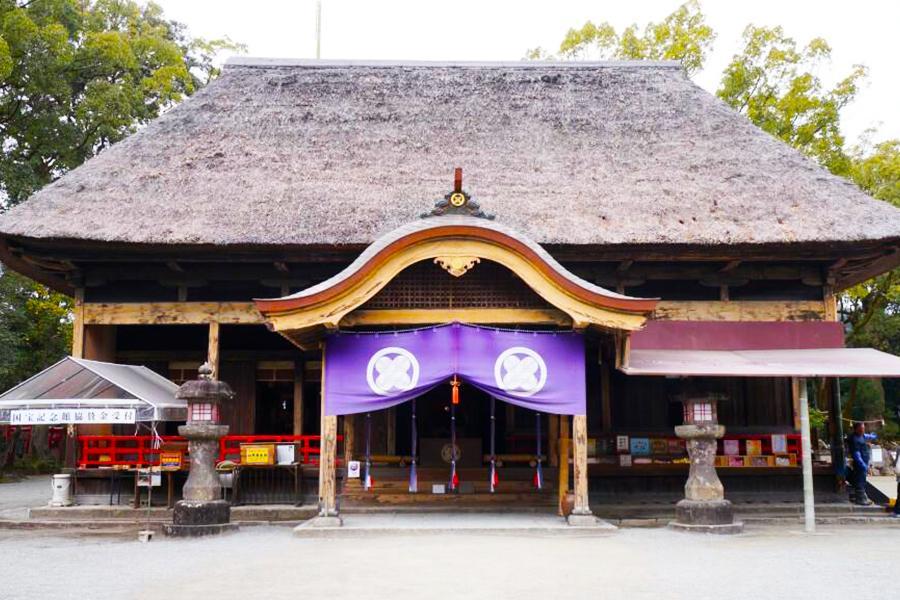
[77, 434, 338, 468]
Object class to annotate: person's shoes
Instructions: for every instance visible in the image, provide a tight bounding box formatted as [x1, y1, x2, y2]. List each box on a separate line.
[891, 513, 900, 519]
[854, 497, 874, 506]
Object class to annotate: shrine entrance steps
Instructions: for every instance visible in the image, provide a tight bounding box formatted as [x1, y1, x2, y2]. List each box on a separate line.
[340, 467, 558, 511]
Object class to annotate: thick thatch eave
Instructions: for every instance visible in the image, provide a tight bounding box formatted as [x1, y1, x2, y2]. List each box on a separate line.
[0, 58, 897, 256]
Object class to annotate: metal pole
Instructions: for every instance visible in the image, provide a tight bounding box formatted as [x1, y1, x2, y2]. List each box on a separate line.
[315, 0, 322, 59]
[798, 377, 816, 532]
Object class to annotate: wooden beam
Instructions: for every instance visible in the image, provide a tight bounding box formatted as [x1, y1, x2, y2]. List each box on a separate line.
[340, 308, 573, 327]
[82, 302, 264, 325]
[572, 414, 591, 516]
[654, 300, 826, 322]
[207, 322, 220, 379]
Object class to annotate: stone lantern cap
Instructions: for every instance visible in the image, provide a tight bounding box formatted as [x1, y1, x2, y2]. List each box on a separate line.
[671, 392, 728, 404]
[175, 363, 235, 406]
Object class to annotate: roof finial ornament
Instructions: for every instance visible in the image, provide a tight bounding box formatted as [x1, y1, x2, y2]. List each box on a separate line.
[421, 167, 494, 220]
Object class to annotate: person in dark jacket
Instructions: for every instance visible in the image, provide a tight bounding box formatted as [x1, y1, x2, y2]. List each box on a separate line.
[847, 422, 877, 505]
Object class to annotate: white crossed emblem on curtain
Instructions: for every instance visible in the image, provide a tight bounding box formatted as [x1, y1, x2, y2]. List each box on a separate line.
[494, 347, 548, 397]
[366, 347, 420, 396]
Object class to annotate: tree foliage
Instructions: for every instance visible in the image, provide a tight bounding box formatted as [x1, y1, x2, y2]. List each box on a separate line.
[536, 2, 900, 432]
[716, 26, 866, 177]
[0, 1, 241, 402]
[527, 1, 715, 75]
[0, 0, 243, 207]
[0, 268, 71, 392]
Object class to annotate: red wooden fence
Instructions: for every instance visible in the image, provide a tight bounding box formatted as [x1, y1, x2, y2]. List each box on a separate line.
[77, 434, 341, 468]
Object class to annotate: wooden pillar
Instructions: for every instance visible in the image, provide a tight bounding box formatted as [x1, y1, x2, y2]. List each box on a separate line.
[828, 378, 846, 483]
[572, 414, 592, 516]
[797, 377, 816, 532]
[791, 377, 802, 432]
[317, 344, 339, 519]
[207, 322, 220, 379]
[293, 359, 305, 436]
[548, 414, 559, 467]
[823, 285, 838, 322]
[386, 407, 396, 455]
[343, 414, 355, 465]
[71, 289, 85, 358]
[557, 417, 570, 515]
[79, 323, 117, 436]
[600, 362, 612, 433]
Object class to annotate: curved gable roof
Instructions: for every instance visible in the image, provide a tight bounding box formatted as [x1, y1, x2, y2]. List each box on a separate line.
[0, 58, 898, 249]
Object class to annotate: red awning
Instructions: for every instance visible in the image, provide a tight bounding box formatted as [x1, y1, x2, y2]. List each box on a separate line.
[624, 321, 900, 378]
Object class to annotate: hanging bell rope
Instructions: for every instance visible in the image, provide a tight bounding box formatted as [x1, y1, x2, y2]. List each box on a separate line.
[409, 399, 418, 493]
[490, 396, 498, 493]
[364, 411, 373, 491]
[449, 376, 459, 492]
[534, 411, 543, 490]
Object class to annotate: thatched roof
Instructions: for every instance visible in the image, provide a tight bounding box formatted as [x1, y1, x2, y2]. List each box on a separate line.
[0, 58, 898, 249]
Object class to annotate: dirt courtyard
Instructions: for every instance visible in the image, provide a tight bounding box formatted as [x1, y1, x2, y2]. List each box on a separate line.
[1, 523, 898, 600]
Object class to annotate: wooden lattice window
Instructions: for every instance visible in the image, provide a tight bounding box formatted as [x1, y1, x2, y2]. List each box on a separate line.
[361, 260, 554, 310]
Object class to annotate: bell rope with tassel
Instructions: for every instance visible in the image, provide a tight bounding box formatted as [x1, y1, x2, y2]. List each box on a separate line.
[449, 376, 460, 491]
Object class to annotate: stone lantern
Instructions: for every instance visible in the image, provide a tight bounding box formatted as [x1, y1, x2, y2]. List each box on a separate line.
[669, 393, 743, 534]
[163, 363, 237, 537]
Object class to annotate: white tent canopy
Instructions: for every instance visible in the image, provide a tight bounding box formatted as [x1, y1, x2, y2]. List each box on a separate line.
[0, 357, 184, 424]
[623, 347, 900, 378]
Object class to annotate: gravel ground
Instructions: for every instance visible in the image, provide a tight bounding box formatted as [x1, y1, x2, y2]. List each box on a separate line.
[0, 476, 49, 520]
[1, 524, 898, 600]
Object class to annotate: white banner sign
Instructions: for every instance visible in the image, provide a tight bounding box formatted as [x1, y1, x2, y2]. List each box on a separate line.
[9, 408, 137, 425]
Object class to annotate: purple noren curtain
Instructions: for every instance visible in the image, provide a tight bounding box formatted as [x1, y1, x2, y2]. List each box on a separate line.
[323, 323, 585, 416]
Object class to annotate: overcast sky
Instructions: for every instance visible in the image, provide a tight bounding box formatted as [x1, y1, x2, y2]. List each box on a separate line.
[154, 0, 899, 144]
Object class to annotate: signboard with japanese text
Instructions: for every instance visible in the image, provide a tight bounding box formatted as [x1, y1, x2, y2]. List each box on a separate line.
[9, 408, 136, 425]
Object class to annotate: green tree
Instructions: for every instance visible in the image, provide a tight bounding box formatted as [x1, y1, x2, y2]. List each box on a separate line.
[0, 269, 72, 392]
[536, 3, 900, 435]
[0, 0, 243, 207]
[527, 1, 715, 75]
[716, 26, 866, 177]
[0, 1, 241, 409]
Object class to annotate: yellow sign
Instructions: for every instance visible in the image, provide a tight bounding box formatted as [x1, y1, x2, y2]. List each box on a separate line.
[160, 451, 183, 470]
[240, 443, 276, 465]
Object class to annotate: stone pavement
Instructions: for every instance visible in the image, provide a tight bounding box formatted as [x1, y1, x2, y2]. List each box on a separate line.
[295, 511, 616, 537]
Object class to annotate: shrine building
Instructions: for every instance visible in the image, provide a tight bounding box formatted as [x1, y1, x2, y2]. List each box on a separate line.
[2, 59, 900, 523]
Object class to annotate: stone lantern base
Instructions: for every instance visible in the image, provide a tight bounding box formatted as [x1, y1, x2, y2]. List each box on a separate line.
[668, 423, 743, 534]
[669, 499, 743, 534]
[163, 499, 238, 538]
